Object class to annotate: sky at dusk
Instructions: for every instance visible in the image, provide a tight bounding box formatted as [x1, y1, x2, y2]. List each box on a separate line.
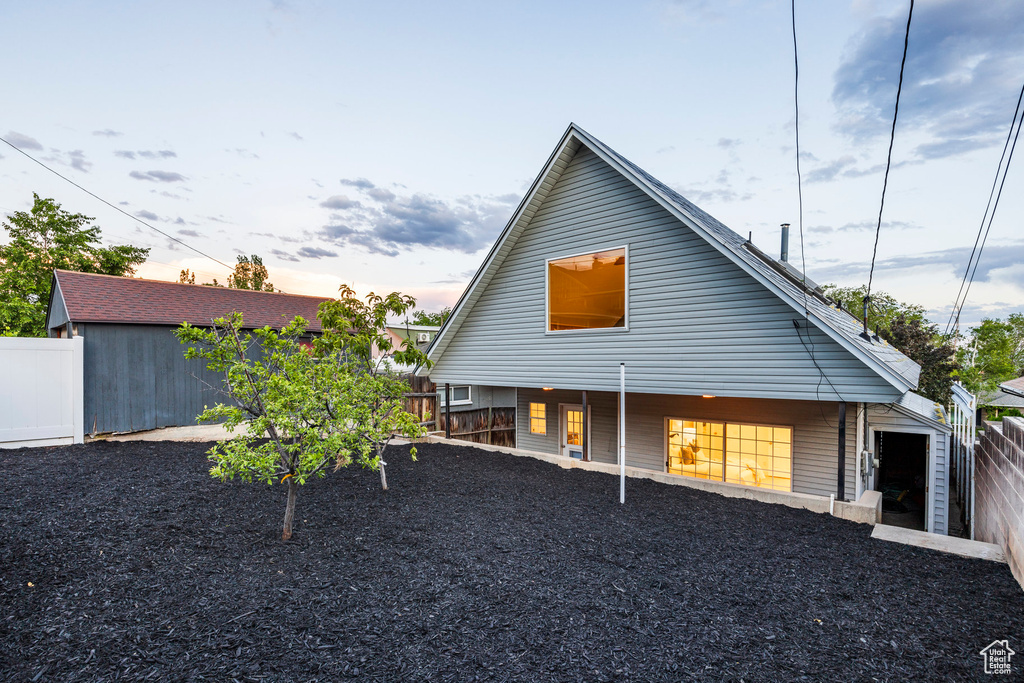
[2, 0, 1022, 328]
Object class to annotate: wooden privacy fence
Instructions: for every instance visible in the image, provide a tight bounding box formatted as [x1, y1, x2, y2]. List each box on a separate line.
[400, 374, 516, 448]
[402, 374, 437, 427]
[438, 407, 516, 448]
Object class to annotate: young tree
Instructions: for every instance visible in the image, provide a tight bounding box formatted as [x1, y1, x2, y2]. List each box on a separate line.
[0, 194, 149, 336]
[175, 287, 431, 540]
[410, 306, 451, 327]
[318, 285, 432, 490]
[178, 313, 355, 540]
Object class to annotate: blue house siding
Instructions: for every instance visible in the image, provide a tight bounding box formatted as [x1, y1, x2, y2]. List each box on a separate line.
[80, 323, 223, 434]
[429, 144, 902, 404]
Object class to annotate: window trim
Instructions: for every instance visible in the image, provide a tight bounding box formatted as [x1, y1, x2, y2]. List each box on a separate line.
[439, 385, 472, 407]
[662, 416, 794, 491]
[545, 244, 630, 335]
[529, 402, 547, 435]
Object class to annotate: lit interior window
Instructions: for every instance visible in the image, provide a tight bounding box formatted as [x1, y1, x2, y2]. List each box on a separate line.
[566, 409, 582, 446]
[548, 248, 626, 331]
[668, 419, 791, 491]
[530, 403, 546, 434]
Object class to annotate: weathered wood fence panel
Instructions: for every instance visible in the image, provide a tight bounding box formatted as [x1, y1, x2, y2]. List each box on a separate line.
[0, 336, 84, 448]
[402, 374, 438, 427]
[438, 407, 516, 448]
[401, 375, 515, 447]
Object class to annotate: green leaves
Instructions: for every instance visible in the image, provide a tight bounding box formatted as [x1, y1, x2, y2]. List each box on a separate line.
[957, 314, 1024, 394]
[0, 193, 149, 337]
[176, 285, 433, 535]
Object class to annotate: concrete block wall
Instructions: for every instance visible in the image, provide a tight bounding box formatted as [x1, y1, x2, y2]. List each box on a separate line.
[976, 417, 1024, 589]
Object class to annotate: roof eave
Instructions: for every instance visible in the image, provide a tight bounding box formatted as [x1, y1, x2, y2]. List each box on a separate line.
[572, 126, 919, 395]
[425, 122, 584, 370]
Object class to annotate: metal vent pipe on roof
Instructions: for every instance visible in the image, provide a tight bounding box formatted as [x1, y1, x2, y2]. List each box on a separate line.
[780, 223, 790, 263]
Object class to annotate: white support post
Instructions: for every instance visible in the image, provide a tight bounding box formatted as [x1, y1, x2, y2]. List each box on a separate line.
[619, 362, 625, 505]
[72, 335, 84, 444]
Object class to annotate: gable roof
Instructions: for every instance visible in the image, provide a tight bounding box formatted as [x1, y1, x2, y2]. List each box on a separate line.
[425, 124, 920, 393]
[890, 391, 951, 432]
[999, 376, 1024, 397]
[49, 270, 332, 332]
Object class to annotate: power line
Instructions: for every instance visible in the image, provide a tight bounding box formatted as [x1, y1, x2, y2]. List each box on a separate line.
[0, 135, 233, 271]
[947, 84, 1024, 334]
[944, 78, 1024, 336]
[791, 0, 806, 290]
[866, 0, 914, 297]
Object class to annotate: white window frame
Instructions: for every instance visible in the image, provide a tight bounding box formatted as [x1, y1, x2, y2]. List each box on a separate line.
[545, 244, 630, 335]
[528, 401, 547, 435]
[439, 385, 472, 407]
[559, 403, 593, 460]
[663, 416, 795, 491]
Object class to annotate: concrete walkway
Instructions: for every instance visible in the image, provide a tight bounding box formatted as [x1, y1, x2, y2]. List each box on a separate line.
[871, 523, 1006, 562]
[87, 424, 236, 443]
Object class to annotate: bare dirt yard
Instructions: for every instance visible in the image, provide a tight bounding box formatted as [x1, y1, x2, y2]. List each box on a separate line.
[2, 440, 1021, 681]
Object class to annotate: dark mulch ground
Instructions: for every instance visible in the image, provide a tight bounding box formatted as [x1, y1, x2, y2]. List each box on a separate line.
[2, 441, 1021, 682]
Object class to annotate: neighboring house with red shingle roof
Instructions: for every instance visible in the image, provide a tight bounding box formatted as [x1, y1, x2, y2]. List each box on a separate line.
[45, 270, 332, 435]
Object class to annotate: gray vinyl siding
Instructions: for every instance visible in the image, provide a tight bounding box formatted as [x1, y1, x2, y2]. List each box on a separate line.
[518, 388, 619, 465]
[80, 323, 224, 434]
[430, 145, 902, 404]
[439, 385, 516, 414]
[868, 407, 949, 535]
[518, 388, 857, 499]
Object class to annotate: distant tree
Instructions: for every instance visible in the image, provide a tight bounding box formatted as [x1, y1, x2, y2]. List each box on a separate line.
[822, 284, 960, 403]
[410, 307, 451, 327]
[880, 314, 959, 404]
[0, 194, 149, 337]
[821, 284, 926, 335]
[957, 314, 1024, 395]
[318, 285, 432, 490]
[228, 254, 274, 292]
[178, 255, 272, 290]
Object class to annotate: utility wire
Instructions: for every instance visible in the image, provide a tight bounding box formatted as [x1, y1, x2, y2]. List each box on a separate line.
[791, 1, 843, 420]
[948, 87, 1024, 334]
[791, 0, 806, 294]
[866, 0, 914, 297]
[0, 135, 234, 271]
[944, 78, 1024, 336]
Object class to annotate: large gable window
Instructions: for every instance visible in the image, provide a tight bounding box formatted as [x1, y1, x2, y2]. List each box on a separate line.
[547, 247, 627, 331]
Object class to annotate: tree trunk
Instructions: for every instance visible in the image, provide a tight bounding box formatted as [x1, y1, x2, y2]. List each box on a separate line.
[282, 477, 298, 540]
[379, 460, 388, 491]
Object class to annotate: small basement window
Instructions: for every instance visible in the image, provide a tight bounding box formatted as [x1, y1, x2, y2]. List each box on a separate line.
[439, 385, 471, 406]
[667, 419, 792, 491]
[547, 247, 627, 331]
[529, 403, 546, 434]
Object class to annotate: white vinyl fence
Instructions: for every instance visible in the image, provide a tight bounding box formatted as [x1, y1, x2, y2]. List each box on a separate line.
[0, 336, 84, 449]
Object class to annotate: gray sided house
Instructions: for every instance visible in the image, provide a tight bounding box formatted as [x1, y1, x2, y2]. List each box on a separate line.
[46, 270, 330, 435]
[423, 124, 952, 534]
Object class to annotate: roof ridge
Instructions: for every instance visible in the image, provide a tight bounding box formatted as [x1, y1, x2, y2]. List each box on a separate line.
[54, 269, 334, 300]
